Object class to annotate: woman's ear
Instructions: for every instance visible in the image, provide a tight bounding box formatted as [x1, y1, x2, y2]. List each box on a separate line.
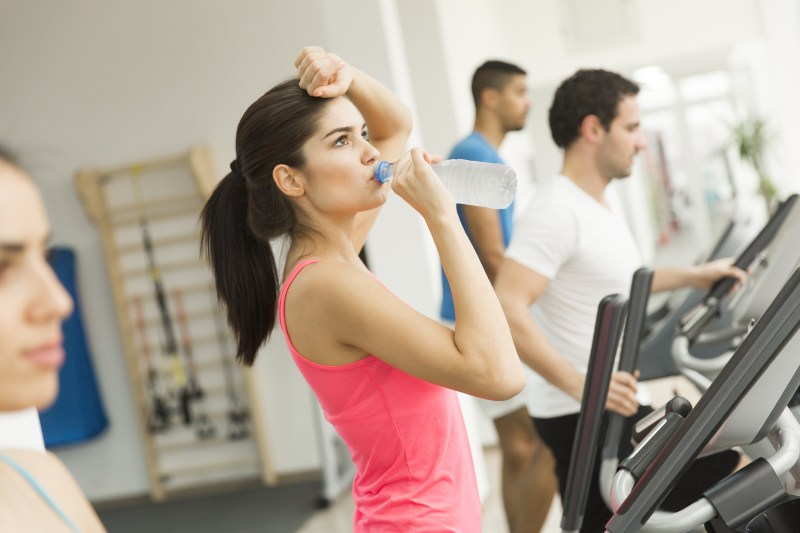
[273, 164, 305, 197]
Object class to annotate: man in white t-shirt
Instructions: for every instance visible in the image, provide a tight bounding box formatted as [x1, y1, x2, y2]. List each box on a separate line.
[494, 69, 746, 533]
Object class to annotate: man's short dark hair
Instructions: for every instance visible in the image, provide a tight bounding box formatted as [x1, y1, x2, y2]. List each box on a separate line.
[471, 60, 527, 109]
[548, 69, 640, 149]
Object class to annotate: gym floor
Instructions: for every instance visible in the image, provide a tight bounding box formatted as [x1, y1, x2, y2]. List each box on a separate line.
[96, 479, 321, 533]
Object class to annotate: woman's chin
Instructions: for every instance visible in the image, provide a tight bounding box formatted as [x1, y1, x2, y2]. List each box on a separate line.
[0, 392, 58, 413]
[9, 377, 60, 412]
[368, 189, 389, 208]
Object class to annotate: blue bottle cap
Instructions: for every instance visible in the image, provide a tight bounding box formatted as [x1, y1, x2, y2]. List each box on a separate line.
[373, 160, 392, 183]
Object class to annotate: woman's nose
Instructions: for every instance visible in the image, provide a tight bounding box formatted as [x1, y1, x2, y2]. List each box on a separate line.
[29, 261, 73, 324]
[363, 142, 380, 165]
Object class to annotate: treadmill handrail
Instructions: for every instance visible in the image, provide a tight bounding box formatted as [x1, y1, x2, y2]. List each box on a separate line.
[671, 336, 734, 375]
[607, 413, 800, 533]
[561, 294, 627, 533]
[679, 194, 798, 342]
[704, 194, 798, 304]
[606, 267, 800, 532]
[602, 268, 653, 461]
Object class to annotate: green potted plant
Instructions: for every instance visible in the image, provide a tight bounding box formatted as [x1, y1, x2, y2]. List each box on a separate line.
[729, 117, 779, 214]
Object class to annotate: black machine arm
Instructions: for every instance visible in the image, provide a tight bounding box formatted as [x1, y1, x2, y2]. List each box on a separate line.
[602, 268, 653, 461]
[680, 194, 798, 342]
[621, 398, 692, 481]
[630, 396, 692, 446]
[561, 294, 628, 533]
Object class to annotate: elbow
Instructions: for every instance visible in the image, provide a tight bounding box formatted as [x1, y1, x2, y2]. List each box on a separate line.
[480, 359, 525, 401]
[399, 103, 413, 132]
[491, 380, 525, 402]
[389, 103, 413, 140]
[499, 368, 526, 400]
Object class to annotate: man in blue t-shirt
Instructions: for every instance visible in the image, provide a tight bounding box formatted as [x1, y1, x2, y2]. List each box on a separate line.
[441, 60, 557, 533]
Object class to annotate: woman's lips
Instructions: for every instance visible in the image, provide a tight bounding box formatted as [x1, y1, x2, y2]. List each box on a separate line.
[25, 343, 65, 369]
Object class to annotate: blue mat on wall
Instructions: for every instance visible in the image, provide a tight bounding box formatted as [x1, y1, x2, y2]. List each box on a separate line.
[39, 247, 108, 447]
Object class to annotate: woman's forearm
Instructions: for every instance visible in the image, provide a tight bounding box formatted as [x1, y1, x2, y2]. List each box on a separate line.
[429, 213, 523, 393]
[346, 68, 412, 149]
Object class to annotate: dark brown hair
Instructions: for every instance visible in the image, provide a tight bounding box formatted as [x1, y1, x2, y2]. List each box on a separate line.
[200, 79, 332, 366]
[548, 69, 640, 149]
[471, 60, 527, 109]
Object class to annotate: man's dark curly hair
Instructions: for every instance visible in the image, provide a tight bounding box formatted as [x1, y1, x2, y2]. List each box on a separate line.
[548, 69, 639, 149]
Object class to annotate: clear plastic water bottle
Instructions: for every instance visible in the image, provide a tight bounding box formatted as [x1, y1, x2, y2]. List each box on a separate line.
[373, 159, 517, 209]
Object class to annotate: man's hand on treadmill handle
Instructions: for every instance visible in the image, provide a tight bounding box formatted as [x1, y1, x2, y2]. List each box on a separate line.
[605, 370, 640, 417]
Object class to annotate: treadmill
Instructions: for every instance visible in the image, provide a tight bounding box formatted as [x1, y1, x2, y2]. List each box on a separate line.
[673, 194, 800, 391]
[606, 268, 800, 532]
[636, 205, 758, 380]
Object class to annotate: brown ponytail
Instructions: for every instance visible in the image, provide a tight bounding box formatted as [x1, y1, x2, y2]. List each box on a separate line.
[200, 79, 331, 366]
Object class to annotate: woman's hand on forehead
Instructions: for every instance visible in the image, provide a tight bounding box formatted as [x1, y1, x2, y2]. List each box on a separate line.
[294, 46, 353, 98]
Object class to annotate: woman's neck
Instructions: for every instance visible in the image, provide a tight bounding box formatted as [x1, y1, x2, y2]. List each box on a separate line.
[285, 224, 361, 275]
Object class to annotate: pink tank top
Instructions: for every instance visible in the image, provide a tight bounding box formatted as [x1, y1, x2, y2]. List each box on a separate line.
[279, 259, 480, 532]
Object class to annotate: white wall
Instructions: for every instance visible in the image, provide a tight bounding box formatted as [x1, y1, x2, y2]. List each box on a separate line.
[517, 0, 764, 178]
[754, 0, 800, 197]
[495, 0, 763, 87]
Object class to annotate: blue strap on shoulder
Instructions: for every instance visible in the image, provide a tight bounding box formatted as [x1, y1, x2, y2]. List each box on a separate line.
[0, 454, 82, 532]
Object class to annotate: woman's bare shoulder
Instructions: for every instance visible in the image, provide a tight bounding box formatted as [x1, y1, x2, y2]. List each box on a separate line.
[0, 448, 107, 532]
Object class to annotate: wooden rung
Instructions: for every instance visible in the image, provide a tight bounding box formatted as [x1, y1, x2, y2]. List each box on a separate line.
[156, 435, 250, 452]
[159, 458, 260, 480]
[109, 194, 202, 220]
[121, 258, 207, 279]
[135, 354, 241, 377]
[134, 372, 242, 396]
[116, 233, 200, 254]
[140, 306, 216, 329]
[194, 356, 240, 373]
[127, 282, 215, 303]
[132, 332, 230, 354]
[97, 153, 190, 183]
[108, 203, 204, 228]
[190, 332, 232, 349]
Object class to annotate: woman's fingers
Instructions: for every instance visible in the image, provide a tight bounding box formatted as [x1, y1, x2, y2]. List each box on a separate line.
[294, 46, 349, 97]
[423, 151, 444, 165]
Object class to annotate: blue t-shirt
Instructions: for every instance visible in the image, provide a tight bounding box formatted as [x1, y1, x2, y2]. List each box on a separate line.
[440, 132, 515, 321]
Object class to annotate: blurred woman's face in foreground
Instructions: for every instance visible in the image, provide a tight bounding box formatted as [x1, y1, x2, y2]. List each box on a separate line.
[0, 161, 73, 412]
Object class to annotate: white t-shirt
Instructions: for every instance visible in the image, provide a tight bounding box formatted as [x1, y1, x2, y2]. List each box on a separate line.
[506, 175, 642, 418]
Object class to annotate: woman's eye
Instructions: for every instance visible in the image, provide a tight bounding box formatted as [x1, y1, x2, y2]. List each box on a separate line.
[334, 135, 348, 146]
[361, 129, 370, 141]
[0, 260, 11, 280]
